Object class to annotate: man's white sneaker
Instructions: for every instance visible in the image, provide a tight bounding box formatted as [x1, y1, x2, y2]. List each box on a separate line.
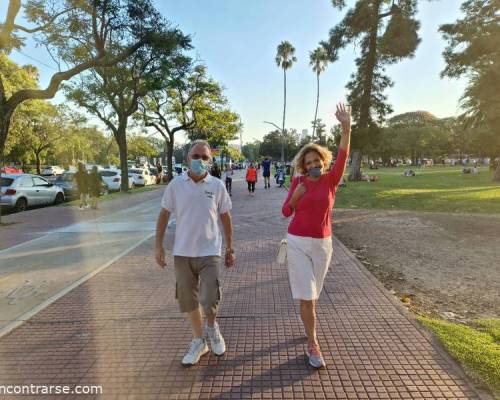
[205, 322, 226, 356]
[182, 338, 209, 366]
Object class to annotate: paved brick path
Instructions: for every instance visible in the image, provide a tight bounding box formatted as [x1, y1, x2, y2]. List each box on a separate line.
[0, 177, 489, 399]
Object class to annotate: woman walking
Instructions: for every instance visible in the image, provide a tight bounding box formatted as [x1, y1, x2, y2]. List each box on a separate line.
[224, 163, 233, 196]
[281, 103, 351, 368]
[246, 162, 257, 196]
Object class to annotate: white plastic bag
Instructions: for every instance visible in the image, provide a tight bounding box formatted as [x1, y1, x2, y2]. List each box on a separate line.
[276, 238, 288, 266]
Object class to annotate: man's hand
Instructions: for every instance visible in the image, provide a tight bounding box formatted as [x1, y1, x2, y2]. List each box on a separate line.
[155, 246, 167, 269]
[225, 248, 236, 268]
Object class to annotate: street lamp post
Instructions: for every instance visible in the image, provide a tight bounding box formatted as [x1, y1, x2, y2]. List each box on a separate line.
[263, 120, 285, 162]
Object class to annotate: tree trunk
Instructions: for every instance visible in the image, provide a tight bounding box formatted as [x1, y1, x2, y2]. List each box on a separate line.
[494, 160, 500, 182]
[348, 150, 362, 181]
[313, 73, 320, 140]
[35, 152, 41, 175]
[167, 133, 174, 182]
[118, 139, 129, 192]
[281, 68, 286, 162]
[348, 0, 381, 181]
[0, 106, 12, 162]
[115, 119, 129, 192]
[0, 111, 12, 225]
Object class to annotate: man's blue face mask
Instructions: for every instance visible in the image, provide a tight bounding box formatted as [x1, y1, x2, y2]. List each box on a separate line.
[190, 159, 210, 176]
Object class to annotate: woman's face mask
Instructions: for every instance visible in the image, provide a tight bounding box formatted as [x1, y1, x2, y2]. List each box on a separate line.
[308, 166, 322, 178]
[190, 159, 210, 176]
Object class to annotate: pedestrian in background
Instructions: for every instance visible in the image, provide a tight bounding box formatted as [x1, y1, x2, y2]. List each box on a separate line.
[246, 162, 257, 196]
[74, 163, 89, 210]
[88, 166, 103, 210]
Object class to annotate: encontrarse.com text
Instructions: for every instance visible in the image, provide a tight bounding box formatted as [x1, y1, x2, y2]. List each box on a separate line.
[0, 384, 102, 395]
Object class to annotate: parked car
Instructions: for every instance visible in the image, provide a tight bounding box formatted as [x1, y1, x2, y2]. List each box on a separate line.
[53, 172, 108, 200]
[129, 168, 155, 186]
[0, 166, 24, 174]
[1, 174, 65, 212]
[41, 166, 64, 176]
[99, 169, 133, 192]
[85, 164, 103, 172]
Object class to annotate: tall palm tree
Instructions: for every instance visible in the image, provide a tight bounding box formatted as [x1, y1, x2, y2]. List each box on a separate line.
[275, 41, 297, 161]
[309, 47, 329, 140]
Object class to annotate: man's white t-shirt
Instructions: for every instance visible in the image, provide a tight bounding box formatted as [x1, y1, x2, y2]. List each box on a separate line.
[161, 172, 232, 257]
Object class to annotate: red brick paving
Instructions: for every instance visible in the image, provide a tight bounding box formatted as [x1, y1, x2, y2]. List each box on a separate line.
[0, 178, 491, 399]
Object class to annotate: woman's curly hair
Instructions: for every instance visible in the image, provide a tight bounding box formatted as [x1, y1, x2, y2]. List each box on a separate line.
[292, 143, 332, 175]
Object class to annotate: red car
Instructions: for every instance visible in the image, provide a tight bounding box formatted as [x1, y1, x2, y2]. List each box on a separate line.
[0, 166, 23, 174]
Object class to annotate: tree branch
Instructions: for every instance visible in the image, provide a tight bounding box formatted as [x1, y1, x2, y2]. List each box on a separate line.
[12, 7, 78, 34]
[6, 37, 150, 110]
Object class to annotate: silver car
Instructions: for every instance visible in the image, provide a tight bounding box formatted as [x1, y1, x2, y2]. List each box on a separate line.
[0, 174, 65, 212]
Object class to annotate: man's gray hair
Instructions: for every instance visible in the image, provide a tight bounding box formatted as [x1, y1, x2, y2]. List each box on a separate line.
[188, 139, 211, 154]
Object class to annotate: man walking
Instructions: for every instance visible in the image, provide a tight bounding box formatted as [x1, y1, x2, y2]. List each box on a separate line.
[155, 140, 236, 366]
[74, 162, 89, 210]
[262, 157, 271, 189]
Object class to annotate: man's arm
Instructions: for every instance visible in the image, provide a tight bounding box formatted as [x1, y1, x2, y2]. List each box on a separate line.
[155, 208, 170, 268]
[220, 212, 235, 267]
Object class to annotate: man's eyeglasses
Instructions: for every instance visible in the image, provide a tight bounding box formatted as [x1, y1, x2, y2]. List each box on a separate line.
[191, 154, 211, 161]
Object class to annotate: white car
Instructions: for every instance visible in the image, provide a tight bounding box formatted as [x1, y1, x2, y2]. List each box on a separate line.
[99, 169, 133, 192]
[85, 164, 104, 172]
[129, 168, 155, 186]
[1, 174, 65, 212]
[41, 166, 65, 176]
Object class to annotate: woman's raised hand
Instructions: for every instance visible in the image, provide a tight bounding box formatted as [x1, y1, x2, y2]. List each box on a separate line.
[335, 103, 351, 127]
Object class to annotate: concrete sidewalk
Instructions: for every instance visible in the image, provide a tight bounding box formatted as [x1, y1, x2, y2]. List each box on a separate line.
[0, 177, 490, 399]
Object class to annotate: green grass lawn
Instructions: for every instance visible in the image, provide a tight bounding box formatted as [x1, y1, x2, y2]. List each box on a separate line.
[334, 166, 500, 214]
[62, 185, 162, 207]
[418, 316, 500, 397]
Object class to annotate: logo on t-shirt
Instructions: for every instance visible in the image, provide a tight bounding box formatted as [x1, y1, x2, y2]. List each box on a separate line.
[204, 190, 214, 199]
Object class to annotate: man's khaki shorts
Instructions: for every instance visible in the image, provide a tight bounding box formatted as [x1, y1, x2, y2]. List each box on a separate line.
[173, 256, 222, 314]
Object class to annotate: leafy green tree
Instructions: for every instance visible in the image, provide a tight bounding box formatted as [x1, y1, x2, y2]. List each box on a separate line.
[311, 118, 327, 145]
[440, 0, 500, 180]
[322, 0, 421, 180]
[1, 54, 38, 160]
[140, 63, 223, 180]
[187, 108, 241, 150]
[242, 141, 261, 161]
[0, 0, 169, 163]
[378, 111, 453, 163]
[128, 135, 158, 161]
[66, 13, 190, 190]
[259, 129, 299, 161]
[22, 102, 64, 174]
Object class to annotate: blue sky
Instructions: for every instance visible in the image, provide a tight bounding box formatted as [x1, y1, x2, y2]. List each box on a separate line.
[5, 0, 466, 143]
